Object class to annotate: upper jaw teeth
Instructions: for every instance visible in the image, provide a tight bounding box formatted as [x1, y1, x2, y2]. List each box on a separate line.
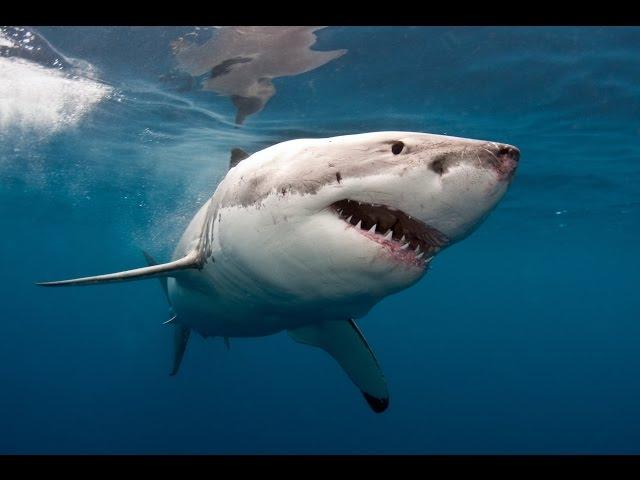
[337, 207, 440, 263]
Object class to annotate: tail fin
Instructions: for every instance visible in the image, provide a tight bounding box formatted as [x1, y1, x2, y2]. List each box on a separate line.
[36, 251, 200, 287]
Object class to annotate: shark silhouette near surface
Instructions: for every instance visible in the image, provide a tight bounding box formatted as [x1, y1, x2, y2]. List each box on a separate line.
[169, 26, 347, 124]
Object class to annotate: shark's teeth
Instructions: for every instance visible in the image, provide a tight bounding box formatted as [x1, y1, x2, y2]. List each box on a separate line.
[331, 199, 448, 263]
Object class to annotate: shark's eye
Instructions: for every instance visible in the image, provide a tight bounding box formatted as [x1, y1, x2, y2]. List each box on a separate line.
[391, 141, 404, 155]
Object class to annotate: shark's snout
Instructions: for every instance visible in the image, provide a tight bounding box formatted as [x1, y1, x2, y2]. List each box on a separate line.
[482, 142, 520, 182]
[429, 139, 519, 183]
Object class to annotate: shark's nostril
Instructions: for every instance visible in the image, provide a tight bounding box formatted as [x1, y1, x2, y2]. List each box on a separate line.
[430, 158, 447, 175]
[497, 145, 520, 162]
[488, 144, 520, 181]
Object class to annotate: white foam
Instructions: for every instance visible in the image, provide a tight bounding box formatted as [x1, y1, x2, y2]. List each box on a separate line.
[0, 33, 15, 48]
[0, 57, 112, 135]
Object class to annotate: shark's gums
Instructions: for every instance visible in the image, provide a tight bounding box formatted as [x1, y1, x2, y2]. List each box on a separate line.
[38, 131, 519, 413]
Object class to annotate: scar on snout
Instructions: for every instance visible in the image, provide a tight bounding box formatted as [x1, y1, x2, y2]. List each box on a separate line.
[336, 171, 342, 183]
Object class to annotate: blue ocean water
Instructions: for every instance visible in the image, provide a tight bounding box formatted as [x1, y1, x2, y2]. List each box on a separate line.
[0, 26, 638, 454]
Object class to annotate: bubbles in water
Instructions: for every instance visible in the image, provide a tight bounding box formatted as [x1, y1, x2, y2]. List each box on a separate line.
[0, 57, 112, 138]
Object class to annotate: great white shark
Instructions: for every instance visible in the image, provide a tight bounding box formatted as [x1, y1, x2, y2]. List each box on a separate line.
[38, 131, 519, 413]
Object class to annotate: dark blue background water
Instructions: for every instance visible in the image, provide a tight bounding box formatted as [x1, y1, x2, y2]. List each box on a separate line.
[1, 27, 638, 453]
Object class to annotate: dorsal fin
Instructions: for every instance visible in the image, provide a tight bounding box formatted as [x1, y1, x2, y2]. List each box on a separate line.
[229, 148, 250, 169]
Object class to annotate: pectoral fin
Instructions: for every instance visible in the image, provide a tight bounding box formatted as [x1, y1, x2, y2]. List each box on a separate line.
[288, 319, 389, 413]
[36, 251, 200, 287]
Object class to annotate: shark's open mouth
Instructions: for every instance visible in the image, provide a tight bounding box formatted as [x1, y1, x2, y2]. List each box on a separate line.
[330, 199, 450, 267]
